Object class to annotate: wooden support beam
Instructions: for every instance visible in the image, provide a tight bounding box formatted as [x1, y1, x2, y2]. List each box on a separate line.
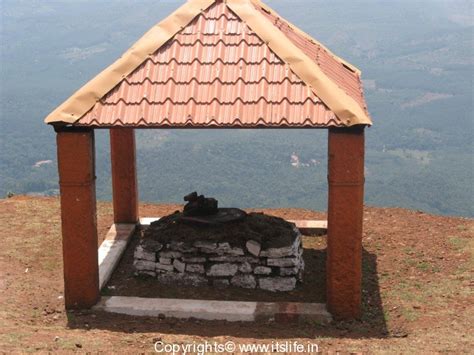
[110, 128, 138, 224]
[56, 129, 99, 309]
[327, 126, 365, 319]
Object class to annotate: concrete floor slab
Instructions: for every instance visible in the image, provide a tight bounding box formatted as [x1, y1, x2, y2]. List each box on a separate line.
[94, 296, 332, 323]
[98, 223, 136, 290]
[97, 222, 332, 323]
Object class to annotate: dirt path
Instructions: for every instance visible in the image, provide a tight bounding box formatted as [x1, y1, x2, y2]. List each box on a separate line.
[0, 196, 472, 353]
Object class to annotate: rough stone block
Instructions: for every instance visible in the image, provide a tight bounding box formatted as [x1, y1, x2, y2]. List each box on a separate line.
[134, 246, 156, 262]
[209, 243, 245, 256]
[194, 241, 217, 250]
[260, 236, 300, 258]
[259, 277, 296, 292]
[279, 266, 299, 276]
[267, 257, 300, 267]
[216, 242, 232, 254]
[228, 247, 245, 256]
[246, 240, 261, 257]
[209, 256, 259, 263]
[207, 263, 239, 277]
[186, 264, 205, 274]
[297, 246, 304, 257]
[159, 257, 172, 265]
[159, 251, 182, 259]
[173, 259, 186, 273]
[239, 262, 253, 273]
[200, 248, 219, 254]
[169, 241, 196, 253]
[141, 239, 163, 253]
[182, 246, 198, 253]
[134, 260, 156, 271]
[182, 256, 207, 263]
[156, 263, 174, 272]
[254, 266, 272, 275]
[297, 258, 305, 281]
[231, 275, 256, 289]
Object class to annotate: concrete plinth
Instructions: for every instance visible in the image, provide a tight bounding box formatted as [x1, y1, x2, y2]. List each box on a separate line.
[94, 296, 332, 323]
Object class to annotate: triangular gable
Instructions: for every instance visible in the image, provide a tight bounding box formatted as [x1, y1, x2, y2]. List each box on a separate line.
[78, 1, 338, 127]
[45, 0, 372, 127]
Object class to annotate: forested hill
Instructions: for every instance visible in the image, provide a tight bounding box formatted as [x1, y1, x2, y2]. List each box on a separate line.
[0, 0, 472, 217]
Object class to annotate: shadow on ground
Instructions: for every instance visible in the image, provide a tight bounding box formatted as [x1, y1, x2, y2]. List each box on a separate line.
[67, 235, 388, 339]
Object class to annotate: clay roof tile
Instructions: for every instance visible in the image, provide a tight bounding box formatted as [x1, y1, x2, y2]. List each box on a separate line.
[45, 0, 372, 128]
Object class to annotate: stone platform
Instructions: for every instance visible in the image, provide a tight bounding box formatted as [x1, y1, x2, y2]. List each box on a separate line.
[134, 213, 305, 292]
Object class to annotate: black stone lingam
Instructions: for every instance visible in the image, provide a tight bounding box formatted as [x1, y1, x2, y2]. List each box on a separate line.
[183, 192, 218, 217]
[179, 192, 246, 226]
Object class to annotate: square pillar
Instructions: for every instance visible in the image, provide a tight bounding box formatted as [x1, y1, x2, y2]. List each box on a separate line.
[56, 128, 99, 309]
[110, 128, 138, 224]
[327, 126, 365, 319]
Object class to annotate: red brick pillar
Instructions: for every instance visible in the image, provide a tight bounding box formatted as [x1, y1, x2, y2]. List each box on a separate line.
[327, 126, 365, 319]
[110, 128, 138, 224]
[56, 129, 99, 309]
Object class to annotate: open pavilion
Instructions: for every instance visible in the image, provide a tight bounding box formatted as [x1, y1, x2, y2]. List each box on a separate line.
[45, 0, 372, 320]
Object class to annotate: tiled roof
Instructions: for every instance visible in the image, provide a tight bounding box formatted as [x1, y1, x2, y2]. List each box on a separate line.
[46, 0, 372, 128]
[254, 3, 367, 113]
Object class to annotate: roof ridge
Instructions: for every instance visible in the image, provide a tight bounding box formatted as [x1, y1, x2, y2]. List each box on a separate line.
[226, 0, 371, 126]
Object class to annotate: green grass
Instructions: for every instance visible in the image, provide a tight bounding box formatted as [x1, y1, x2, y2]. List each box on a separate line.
[448, 236, 470, 251]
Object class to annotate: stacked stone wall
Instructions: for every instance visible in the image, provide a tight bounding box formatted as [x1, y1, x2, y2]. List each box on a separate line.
[134, 227, 304, 292]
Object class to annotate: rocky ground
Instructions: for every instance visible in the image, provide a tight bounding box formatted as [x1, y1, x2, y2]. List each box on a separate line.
[0, 196, 472, 353]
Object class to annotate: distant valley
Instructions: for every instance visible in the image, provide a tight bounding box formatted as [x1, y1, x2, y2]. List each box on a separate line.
[0, 0, 472, 217]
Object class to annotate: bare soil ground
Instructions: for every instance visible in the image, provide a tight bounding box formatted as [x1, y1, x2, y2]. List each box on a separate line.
[0, 196, 472, 353]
